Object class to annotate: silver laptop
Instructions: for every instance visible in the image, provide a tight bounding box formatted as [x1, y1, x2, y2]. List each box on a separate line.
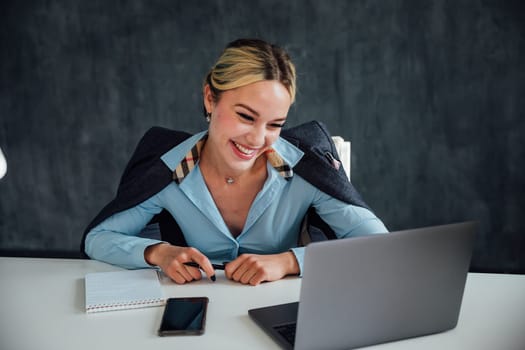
[249, 222, 477, 350]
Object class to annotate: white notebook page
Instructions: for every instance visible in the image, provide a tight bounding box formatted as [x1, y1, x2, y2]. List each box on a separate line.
[85, 269, 164, 313]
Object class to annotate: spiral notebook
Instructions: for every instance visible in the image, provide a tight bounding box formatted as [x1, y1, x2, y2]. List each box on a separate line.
[85, 269, 165, 313]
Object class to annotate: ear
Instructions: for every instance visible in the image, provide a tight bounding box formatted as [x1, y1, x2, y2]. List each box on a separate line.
[203, 84, 214, 114]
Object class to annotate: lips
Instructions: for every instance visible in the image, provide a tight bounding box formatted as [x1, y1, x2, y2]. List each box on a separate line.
[233, 141, 255, 155]
[231, 141, 258, 159]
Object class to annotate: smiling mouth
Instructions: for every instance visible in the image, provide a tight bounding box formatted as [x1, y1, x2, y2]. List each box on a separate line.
[232, 141, 257, 156]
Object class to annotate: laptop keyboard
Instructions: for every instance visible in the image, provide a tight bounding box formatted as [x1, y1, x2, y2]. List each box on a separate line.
[274, 323, 297, 345]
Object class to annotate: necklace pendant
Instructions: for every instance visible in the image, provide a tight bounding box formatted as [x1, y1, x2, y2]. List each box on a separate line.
[226, 177, 234, 185]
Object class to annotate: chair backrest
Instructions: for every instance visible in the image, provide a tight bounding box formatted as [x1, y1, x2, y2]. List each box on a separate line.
[332, 136, 350, 180]
[0, 147, 6, 179]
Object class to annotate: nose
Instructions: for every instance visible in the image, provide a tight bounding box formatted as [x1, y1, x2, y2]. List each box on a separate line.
[246, 124, 266, 147]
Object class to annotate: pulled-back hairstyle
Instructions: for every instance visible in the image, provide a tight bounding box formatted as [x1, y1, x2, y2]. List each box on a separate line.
[203, 38, 296, 115]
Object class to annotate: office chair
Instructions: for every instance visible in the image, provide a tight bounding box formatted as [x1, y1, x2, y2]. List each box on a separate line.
[331, 136, 350, 180]
[0, 146, 6, 179]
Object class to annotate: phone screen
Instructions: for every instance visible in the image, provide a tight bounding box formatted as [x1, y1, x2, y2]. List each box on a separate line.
[158, 297, 209, 336]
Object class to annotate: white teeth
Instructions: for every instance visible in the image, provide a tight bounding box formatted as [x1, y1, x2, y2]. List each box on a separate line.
[233, 141, 255, 155]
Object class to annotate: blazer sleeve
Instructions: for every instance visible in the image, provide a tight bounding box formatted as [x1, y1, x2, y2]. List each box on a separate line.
[79, 127, 191, 256]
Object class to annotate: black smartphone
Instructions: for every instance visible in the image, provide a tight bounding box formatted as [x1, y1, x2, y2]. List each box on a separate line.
[158, 297, 209, 336]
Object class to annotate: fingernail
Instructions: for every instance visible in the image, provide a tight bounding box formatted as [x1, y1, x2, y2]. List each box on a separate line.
[211, 275, 216, 282]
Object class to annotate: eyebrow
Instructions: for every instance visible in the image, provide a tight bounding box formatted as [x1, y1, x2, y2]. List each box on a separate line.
[235, 103, 260, 116]
[235, 103, 287, 122]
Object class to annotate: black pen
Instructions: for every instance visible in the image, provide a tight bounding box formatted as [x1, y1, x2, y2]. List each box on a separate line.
[183, 261, 227, 270]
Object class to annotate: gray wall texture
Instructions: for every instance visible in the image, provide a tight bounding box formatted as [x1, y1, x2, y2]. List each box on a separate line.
[1, 0, 524, 273]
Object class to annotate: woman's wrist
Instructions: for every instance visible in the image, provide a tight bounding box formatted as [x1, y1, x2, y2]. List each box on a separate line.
[283, 251, 300, 276]
[144, 242, 169, 266]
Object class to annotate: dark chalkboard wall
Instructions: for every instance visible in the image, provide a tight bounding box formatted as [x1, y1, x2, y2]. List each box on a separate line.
[1, 0, 524, 273]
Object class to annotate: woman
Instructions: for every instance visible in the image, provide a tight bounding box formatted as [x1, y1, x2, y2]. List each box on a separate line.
[82, 38, 388, 285]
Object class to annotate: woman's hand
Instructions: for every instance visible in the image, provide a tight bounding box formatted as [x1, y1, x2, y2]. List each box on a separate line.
[225, 251, 300, 286]
[144, 243, 216, 284]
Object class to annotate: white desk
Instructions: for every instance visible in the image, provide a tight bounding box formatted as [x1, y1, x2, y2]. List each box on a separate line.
[1, 257, 524, 350]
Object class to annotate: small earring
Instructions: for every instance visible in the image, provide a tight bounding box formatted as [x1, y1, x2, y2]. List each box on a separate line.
[205, 112, 211, 123]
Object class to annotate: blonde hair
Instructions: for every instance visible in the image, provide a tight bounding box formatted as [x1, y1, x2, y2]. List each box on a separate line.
[204, 39, 296, 110]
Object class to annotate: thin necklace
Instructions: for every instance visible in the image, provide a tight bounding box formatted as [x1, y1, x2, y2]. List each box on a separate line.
[226, 177, 234, 185]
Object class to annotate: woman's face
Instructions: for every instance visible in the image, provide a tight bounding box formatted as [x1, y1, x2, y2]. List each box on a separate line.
[204, 80, 291, 174]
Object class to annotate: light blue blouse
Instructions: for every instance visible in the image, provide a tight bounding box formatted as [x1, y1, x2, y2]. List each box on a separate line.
[84, 131, 388, 274]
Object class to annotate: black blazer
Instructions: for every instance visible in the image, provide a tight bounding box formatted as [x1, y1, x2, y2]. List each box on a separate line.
[80, 120, 369, 256]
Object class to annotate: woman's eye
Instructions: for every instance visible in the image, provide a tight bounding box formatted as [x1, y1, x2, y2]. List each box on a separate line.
[269, 122, 286, 129]
[238, 113, 254, 122]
